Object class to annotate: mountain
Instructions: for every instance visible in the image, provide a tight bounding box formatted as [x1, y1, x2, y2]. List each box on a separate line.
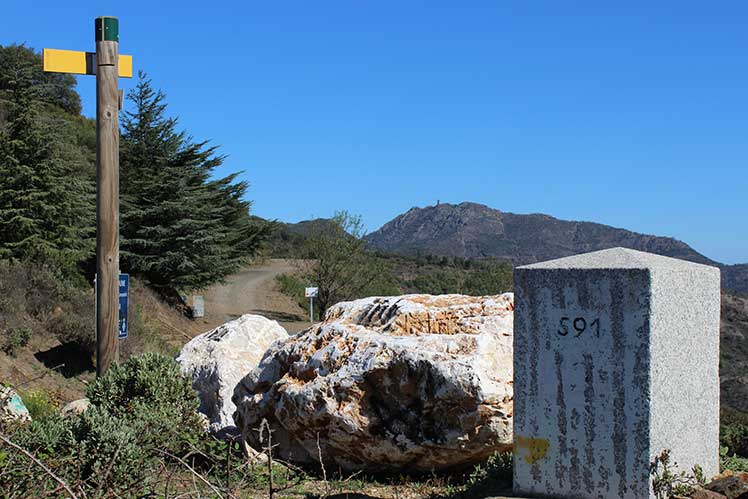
[365, 202, 746, 294]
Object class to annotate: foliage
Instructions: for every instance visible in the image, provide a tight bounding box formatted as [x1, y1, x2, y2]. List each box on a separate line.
[1, 325, 31, 356]
[17, 388, 56, 421]
[74, 406, 149, 490]
[649, 449, 705, 499]
[464, 451, 513, 494]
[721, 407, 748, 457]
[0, 44, 82, 115]
[0, 261, 95, 357]
[409, 271, 461, 295]
[0, 353, 207, 496]
[86, 352, 205, 454]
[299, 211, 399, 318]
[721, 445, 748, 472]
[385, 253, 513, 296]
[120, 73, 271, 294]
[0, 352, 325, 497]
[277, 272, 311, 313]
[462, 259, 513, 295]
[0, 45, 95, 278]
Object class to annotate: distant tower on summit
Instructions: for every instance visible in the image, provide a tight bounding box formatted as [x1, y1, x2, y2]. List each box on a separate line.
[436, 200, 440, 206]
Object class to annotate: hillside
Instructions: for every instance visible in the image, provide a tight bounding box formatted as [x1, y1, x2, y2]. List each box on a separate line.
[0, 263, 205, 405]
[365, 202, 746, 294]
[722, 292, 748, 412]
[259, 217, 342, 258]
[724, 264, 748, 295]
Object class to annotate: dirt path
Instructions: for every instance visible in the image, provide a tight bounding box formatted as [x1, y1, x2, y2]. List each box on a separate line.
[198, 259, 311, 334]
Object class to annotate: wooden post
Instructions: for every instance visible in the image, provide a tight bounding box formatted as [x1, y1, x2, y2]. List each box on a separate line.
[95, 16, 120, 376]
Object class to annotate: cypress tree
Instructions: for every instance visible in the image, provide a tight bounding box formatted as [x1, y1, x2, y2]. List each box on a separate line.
[0, 49, 94, 276]
[120, 73, 269, 294]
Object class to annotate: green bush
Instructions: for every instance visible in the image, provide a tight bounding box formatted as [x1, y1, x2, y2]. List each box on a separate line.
[410, 271, 461, 295]
[86, 352, 204, 452]
[1, 326, 31, 356]
[721, 446, 748, 472]
[0, 353, 207, 497]
[452, 451, 513, 497]
[72, 406, 148, 489]
[721, 407, 748, 457]
[17, 388, 56, 421]
[277, 273, 310, 314]
[15, 413, 76, 455]
[649, 449, 705, 499]
[9, 408, 148, 495]
[0, 261, 94, 357]
[463, 261, 513, 295]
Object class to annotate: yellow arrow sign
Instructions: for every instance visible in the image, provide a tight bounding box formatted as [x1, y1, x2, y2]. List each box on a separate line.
[43, 48, 132, 78]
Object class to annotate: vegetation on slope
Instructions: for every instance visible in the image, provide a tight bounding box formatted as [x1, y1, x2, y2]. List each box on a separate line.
[0, 44, 270, 299]
[0, 44, 95, 280]
[272, 212, 514, 320]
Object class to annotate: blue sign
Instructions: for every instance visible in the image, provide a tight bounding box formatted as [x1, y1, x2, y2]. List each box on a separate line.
[118, 274, 129, 339]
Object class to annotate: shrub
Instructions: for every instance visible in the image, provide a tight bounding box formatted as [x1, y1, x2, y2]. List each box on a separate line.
[86, 352, 205, 453]
[649, 449, 705, 499]
[463, 261, 513, 295]
[411, 271, 460, 295]
[72, 406, 149, 489]
[277, 273, 310, 314]
[440, 450, 514, 498]
[1, 353, 207, 497]
[17, 388, 56, 420]
[9, 408, 150, 495]
[721, 407, 748, 457]
[15, 412, 76, 455]
[721, 446, 748, 472]
[0, 261, 95, 357]
[1, 326, 31, 356]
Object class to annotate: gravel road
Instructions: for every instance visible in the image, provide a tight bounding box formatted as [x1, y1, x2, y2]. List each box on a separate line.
[198, 259, 311, 333]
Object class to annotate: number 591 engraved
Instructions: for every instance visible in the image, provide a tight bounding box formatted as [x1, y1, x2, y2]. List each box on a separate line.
[557, 316, 600, 338]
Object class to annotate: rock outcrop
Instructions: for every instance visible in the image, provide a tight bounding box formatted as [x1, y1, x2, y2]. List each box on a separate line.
[233, 293, 514, 472]
[177, 314, 288, 434]
[0, 386, 30, 423]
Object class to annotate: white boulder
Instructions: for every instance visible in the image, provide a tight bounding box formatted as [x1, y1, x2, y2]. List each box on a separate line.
[61, 398, 91, 417]
[177, 314, 288, 434]
[233, 293, 514, 472]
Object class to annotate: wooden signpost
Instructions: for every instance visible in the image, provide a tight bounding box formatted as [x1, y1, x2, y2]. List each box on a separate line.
[43, 17, 133, 376]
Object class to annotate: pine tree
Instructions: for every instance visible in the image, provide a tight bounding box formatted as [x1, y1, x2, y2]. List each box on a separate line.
[0, 49, 94, 276]
[0, 44, 82, 115]
[120, 73, 269, 293]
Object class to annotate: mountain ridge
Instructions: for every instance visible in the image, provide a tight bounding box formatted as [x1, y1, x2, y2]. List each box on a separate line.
[364, 201, 746, 293]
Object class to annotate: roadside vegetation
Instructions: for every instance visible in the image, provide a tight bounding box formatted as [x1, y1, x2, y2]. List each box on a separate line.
[273, 212, 514, 320]
[0, 352, 515, 498]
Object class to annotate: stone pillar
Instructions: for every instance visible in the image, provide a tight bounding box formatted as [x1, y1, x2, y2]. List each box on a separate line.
[513, 248, 720, 499]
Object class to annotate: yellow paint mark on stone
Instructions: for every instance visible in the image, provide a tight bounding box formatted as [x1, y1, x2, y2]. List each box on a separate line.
[515, 436, 550, 464]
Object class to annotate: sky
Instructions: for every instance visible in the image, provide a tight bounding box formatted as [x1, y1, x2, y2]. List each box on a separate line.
[3, 1, 747, 263]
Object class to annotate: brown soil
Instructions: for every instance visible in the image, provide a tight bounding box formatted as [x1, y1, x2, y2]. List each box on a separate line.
[0, 331, 93, 404]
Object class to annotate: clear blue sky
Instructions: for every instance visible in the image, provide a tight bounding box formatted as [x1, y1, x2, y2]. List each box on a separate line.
[3, 1, 747, 263]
